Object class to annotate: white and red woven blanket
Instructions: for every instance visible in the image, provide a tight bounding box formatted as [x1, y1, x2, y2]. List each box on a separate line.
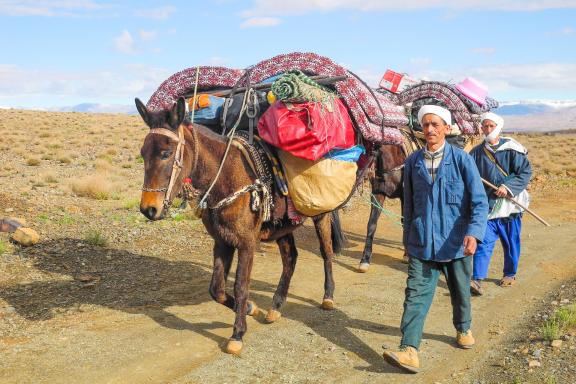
[146, 52, 406, 145]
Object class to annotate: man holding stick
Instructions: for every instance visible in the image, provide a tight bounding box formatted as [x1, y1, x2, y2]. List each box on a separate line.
[469, 112, 532, 295]
[383, 105, 488, 373]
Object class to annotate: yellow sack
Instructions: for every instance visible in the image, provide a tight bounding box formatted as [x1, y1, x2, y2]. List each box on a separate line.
[277, 150, 357, 216]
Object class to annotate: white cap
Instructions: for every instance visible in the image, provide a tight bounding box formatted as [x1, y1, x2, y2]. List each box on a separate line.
[417, 105, 452, 126]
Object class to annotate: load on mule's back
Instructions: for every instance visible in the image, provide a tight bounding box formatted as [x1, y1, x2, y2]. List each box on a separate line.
[135, 53, 406, 355]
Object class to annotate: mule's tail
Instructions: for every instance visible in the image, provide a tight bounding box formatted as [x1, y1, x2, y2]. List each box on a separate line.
[330, 210, 345, 255]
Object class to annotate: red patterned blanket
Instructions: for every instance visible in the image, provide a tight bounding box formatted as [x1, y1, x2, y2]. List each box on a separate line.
[146, 52, 406, 145]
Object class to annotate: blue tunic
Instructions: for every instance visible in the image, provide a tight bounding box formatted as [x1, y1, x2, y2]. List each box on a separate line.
[403, 144, 488, 261]
[469, 138, 532, 212]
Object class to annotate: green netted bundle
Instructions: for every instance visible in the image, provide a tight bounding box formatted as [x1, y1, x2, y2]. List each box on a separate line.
[271, 70, 335, 103]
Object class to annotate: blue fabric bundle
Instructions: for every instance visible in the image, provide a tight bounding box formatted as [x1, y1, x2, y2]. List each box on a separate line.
[324, 145, 365, 162]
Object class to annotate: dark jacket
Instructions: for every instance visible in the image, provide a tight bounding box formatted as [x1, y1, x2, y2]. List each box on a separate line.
[403, 144, 488, 261]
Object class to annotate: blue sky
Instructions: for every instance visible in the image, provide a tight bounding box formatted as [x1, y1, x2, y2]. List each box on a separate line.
[0, 0, 575, 108]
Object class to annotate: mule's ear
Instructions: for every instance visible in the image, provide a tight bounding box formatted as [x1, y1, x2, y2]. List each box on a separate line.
[135, 98, 149, 126]
[169, 97, 187, 130]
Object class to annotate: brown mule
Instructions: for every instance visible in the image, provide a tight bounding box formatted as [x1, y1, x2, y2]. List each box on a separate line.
[136, 97, 341, 355]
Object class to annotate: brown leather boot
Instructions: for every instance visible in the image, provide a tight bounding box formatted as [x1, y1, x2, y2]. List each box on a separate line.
[383, 345, 420, 373]
[456, 330, 475, 349]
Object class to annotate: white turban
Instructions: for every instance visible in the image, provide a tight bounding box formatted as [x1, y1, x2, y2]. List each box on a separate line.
[481, 112, 504, 142]
[417, 105, 452, 126]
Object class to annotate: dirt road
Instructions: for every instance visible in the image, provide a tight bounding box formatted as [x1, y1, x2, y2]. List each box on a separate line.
[1, 186, 575, 384]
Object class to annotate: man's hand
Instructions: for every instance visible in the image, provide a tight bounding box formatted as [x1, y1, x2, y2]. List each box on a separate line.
[494, 185, 509, 198]
[463, 235, 477, 256]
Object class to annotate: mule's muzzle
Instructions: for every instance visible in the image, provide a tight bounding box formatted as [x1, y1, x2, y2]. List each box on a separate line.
[140, 192, 166, 221]
[141, 206, 161, 220]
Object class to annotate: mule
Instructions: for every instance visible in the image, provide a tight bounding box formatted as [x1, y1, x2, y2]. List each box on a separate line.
[358, 144, 407, 273]
[136, 97, 341, 355]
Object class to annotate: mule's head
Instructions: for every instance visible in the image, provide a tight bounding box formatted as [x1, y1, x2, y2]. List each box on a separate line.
[136, 97, 189, 220]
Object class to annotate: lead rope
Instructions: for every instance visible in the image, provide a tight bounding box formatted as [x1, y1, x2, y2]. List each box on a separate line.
[196, 87, 252, 210]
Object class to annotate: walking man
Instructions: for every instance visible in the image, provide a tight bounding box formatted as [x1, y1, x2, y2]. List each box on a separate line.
[469, 112, 532, 295]
[383, 105, 488, 373]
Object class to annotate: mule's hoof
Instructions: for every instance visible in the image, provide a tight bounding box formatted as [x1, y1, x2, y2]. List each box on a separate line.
[247, 301, 259, 317]
[321, 299, 335, 310]
[225, 339, 243, 355]
[265, 309, 282, 323]
[357, 263, 370, 273]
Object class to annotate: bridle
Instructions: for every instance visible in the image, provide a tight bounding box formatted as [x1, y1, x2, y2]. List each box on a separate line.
[141, 124, 193, 211]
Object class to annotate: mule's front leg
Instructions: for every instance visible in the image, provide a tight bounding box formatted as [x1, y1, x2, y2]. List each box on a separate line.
[225, 245, 255, 355]
[313, 214, 335, 310]
[209, 242, 235, 309]
[359, 193, 386, 273]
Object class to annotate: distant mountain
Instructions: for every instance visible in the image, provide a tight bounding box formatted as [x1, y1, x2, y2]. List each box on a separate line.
[3, 100, 575, 132]
[495, 100, 576, 132]
[496, 100, 576, 117]
[50, 103, 137, 114]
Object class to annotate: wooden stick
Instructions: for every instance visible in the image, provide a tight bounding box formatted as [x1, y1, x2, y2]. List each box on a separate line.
[183, 75, 348, 98]
[481, 178, 551, 227]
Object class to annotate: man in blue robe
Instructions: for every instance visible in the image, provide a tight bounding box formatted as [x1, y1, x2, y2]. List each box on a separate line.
[469, 112, 532, 295]
[383, 105, 488, 373]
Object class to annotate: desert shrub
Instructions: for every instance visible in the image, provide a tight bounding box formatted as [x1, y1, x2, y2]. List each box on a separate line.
[554, 304, 576, 328]
[94, 159, 114, 173]
[539, 319, 560, 341]
[70, 174, 114, 200]
[58, 155, 72, 164]
[42, 172, 58, 183]
[85, 230, 107, 246]
[26, 157, 40, 166]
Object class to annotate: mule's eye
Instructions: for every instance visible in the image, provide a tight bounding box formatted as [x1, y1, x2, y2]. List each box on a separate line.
[160, 150, 171, 160]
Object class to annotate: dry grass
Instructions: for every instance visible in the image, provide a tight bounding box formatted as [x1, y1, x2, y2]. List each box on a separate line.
[1, 108, 575, 212]
[70, 174, 117, 200]
[26, 157, 41, 166]
[513, 133, 576, 177]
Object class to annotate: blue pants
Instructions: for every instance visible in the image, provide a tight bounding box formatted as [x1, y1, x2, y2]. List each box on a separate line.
[473, 216, 522, 280]
[400, 256, 472, 349]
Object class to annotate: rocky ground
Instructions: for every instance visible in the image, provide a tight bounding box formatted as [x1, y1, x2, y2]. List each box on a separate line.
[465, 279, 576, 384]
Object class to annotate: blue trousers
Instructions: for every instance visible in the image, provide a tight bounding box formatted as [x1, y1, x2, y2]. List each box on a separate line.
[400, 256, 472, 349]
[472, 216, 522, 280]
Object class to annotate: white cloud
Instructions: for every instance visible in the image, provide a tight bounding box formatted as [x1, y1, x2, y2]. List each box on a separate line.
[114, 30, 136, 54]
[0, 0, 105, 16]
[139, 30, 157, 41]
[471, 47, 496, 55]
[0, 63, 170, 106]
[242, 0, 576, 16]
[134, 6, 175, 20]
[240, 17, 282, 28]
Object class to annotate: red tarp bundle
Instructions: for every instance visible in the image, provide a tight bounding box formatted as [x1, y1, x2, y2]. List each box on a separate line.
[258, 99, 355, 161]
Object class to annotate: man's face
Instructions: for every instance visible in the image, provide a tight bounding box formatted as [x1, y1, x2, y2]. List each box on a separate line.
[481, 119, 498, 136]
[421, 114, 449, 147]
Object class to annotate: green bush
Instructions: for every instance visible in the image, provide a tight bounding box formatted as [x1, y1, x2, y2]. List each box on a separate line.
[85, 230, 107, 247]
[539, 319, 560, 341]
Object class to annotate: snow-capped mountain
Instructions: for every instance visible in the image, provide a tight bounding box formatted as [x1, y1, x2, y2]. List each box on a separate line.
[496, 100, 576, 117]
[494, 100, 576, 132]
